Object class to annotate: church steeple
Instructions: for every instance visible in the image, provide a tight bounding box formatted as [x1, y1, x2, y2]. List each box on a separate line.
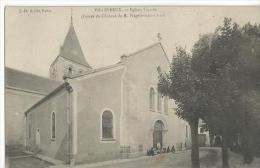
[59, 18, 91, 68]
[49, 11, 92, 81]
[70, 8, 73, 26]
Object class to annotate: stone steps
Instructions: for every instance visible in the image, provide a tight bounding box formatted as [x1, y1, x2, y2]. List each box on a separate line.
[5, 145, 28, 157]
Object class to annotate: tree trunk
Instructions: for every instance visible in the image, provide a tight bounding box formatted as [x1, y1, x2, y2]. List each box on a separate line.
[222, 134, 229, 168]
[242, 122, 254, 164]
[190, 120, 200, 168]
[242, 107, 254, 164]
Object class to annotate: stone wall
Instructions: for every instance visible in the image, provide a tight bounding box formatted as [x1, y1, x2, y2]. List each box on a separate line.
[71, 67, 125, 164]
[50, 57, 91, 81]
[120, 43, 191, 155]
[26, 87, 69, 162]
[5, 88, 43, 146]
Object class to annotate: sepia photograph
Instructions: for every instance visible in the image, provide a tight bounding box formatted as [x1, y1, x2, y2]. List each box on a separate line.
[3, 4, 260, 168]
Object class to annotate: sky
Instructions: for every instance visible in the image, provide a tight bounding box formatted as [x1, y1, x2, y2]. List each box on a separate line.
[5, 6, 260, 78]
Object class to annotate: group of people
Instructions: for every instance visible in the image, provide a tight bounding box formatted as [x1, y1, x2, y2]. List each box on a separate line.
[147, 144, 176, 156]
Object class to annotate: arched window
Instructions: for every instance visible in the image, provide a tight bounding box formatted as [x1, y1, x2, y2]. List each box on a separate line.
[64, 65, 73, 77]
[28, 122, 31, 139]
[149, 88, 155, 110]
[164, 96, 168, 114]
[51, 112, 56, 139]
[157, 90, 162, 112]
[157, 66, 162, 74]
[28, 114, 32, 140]
[186, 125, 188, 138]
[102, 111, 113, 140]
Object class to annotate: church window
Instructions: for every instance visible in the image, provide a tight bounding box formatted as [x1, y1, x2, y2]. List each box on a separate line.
[157, 66, 162, 74]
[102, 110, 114, 140]
[28, 123, 31, 139]
[164, 96, 168, 114]
[28, 114, 32, 140]
[51, 112, 56, 139]
[149, 87, 155, 111]
[157, 90, 162, 112]
[68, 66, 73, 76]
[50, 67, 57, 79]
[186, 125, 188, 138]
[64, 65, 73, 77]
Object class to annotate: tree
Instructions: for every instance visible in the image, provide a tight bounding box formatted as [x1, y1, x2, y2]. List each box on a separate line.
[237, 22, 260, 164]
[191, 18, 260, 167]
[159, 18, 260, 168]
[191, 23, 243, 168]
[158, 47, 207, 168]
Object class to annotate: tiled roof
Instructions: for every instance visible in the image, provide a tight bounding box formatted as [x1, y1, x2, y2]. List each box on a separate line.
[5, 67, 62, 94]
[25, 82, 70, 115]
[59, 23, 91, 68]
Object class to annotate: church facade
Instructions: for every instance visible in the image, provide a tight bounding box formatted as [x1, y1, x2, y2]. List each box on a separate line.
[6, 21, 191, 164]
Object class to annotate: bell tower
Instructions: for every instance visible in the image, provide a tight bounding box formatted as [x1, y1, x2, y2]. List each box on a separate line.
[49, 13, 92, 81]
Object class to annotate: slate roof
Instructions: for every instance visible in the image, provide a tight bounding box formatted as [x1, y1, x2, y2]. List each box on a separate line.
[59, 23, 91, 68]
[25, 82, 71, 115]
[5, 67, 62, 94]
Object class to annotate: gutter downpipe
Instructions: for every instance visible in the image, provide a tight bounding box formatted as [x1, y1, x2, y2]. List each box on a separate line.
[65, 82, 74, 166]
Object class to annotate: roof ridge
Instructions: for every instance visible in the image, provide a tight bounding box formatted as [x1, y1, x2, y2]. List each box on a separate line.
[5, 67, 60, 83]
[25, 82, 70, 115]
[126, 42, 170, 64]
[70, 63, 124, 79]
[127, 42, 161, 57]
[69, 42, 169, 79]
[5, 67, 62, 94]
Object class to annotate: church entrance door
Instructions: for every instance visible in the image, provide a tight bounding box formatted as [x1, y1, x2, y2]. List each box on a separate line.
[153, 120, 164, 149]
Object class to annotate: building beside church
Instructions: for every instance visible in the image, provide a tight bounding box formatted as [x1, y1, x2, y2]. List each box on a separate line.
[5, 68, 61, 147]
[5, 20, 191, 164]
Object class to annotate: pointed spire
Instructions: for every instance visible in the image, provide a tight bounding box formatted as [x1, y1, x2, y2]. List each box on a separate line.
[70, 8, 73, 26]
[58, 9, 91, 68]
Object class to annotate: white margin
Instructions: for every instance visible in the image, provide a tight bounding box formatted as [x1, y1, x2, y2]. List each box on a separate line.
[1, 1, 259, 167]
[1, 2, 5, 168]
[1, 1, 260, 6]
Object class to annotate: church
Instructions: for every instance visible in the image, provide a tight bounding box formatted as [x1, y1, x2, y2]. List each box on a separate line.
[5, 19, 191, 165]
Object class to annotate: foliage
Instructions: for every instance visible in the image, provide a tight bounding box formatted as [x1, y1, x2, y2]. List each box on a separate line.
[158, 47, 207, 123]
[159, 17, 260, 168]
[191, 18, 260, 166]
[158, 47, 208, 168]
